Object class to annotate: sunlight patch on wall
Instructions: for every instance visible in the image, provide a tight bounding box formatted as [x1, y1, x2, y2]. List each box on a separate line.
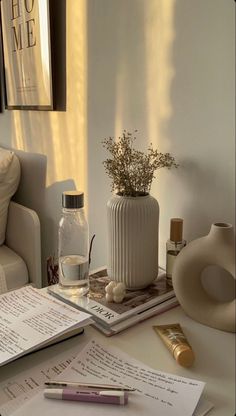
[11, 112, 26, 150]
[10, 0, 88, 197]
[114, 61, 126, 139]
[145, 0, 175, 147]
[113, 0, 175, 148]
[46, 1, 88, 193]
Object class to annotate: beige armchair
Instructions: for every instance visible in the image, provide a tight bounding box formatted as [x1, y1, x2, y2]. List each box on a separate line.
[0, 146, 42, 294]
[0, 201, 42, 293]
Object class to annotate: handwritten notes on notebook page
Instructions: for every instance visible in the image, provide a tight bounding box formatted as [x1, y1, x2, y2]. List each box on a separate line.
[0, 286, 92, 366]
[11, 339, 211, 416]
[0, 342, 81, 416]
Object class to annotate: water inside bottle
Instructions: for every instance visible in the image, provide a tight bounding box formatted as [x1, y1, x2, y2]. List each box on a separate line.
[59, 255, 89, 296]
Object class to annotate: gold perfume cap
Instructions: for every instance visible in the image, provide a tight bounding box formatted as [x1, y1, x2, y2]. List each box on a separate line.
[170, 218, 183, 242]
[173, 344, 195, 367]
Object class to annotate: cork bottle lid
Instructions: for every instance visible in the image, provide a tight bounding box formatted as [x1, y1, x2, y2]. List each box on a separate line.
[173, 344, 195, 367]
[170, 218, 183, 242]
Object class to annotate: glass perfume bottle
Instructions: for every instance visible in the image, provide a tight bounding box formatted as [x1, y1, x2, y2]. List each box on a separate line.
[166, 218, 186, 287]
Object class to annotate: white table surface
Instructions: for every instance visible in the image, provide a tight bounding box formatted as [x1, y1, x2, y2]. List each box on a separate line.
[0, 305, 235, 416]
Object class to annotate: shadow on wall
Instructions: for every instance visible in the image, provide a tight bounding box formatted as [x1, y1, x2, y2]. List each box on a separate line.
[159, 0, 234, 301]
[12, 148, 76, 286]
[86, 0, 149, 138]
[86, 0, 176, 269]
[0, 2, 92, 285]
[163, 0, 235, 238]
[50, 0, 67, 111]
[86, 0, 235, 301]
[1, 2, 89, 282]
[146, 0, 235, 245]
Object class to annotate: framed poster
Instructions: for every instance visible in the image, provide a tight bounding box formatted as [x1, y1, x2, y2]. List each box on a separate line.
[1, 0, 53, 110]
[0, 2, 5, 112]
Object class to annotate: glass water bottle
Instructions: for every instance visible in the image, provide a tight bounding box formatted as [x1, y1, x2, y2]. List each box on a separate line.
[58, 190, 89, 296]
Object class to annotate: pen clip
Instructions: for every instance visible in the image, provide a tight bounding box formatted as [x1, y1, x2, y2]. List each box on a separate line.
[44, 381, 135, 391]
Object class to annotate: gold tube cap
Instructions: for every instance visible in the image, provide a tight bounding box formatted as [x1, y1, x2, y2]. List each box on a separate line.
[173, 345, 195, 367]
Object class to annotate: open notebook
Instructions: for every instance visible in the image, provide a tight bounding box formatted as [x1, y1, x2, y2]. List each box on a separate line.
[0, 286, 92, 367]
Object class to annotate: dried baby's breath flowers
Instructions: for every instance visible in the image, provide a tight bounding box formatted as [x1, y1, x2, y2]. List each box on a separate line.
[102, 130, 178, 197]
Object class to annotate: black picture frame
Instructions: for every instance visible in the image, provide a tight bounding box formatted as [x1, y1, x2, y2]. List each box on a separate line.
[0, 2, 5, 112]
[1, 0, 54, 110]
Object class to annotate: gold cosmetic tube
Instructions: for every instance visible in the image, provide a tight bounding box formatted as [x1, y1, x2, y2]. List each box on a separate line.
[153, 323, 195, 367]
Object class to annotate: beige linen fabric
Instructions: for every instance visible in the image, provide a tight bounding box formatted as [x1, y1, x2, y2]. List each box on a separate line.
[0, 148, 21, 245]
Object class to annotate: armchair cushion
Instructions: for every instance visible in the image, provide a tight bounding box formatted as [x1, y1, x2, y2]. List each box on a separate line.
[0, 245, 28, 292]
[0, 148, 21, 245]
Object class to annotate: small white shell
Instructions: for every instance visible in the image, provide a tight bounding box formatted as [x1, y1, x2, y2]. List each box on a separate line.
[105, 293, 114, 302]
[113, 294, 125, 303]
[113, 283, 126, 296]
[105, 281, 117, 294]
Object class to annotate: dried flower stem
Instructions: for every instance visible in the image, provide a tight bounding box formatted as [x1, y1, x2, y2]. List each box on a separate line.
[102, 130, 178, 196]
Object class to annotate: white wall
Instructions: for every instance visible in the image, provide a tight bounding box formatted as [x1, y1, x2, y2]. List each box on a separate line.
[0, 0, 235, 288]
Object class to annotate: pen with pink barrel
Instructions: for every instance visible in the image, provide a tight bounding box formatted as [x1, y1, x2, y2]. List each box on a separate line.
[44, 388, 129, 405]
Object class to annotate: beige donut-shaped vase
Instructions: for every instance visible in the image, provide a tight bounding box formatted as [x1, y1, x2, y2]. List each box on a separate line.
[172, 223, 235, 333]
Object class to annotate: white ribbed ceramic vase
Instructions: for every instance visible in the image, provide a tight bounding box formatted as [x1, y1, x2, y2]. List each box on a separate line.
[172, 223, 235, 333]
[107, 194, 159, 289]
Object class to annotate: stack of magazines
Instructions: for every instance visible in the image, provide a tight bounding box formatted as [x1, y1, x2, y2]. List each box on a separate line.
[48, 268, 178, 336]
